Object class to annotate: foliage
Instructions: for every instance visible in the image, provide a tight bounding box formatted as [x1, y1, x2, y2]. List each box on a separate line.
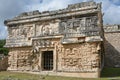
[0, 39, 8, 55]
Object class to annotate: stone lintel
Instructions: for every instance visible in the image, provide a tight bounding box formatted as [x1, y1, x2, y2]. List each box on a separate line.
[61, 36, 102, 44]
[4, 44, 32, 48]
[31, 35, 63, 40]
[85, 36, 103, 42]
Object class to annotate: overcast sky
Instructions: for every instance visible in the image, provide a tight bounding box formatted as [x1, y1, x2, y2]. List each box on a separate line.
[0, 0, 120, 39]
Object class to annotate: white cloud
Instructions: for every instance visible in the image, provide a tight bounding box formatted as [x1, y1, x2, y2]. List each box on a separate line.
[104, 5, 120, 24]
[110, 0, 120, 5]
[27, 0, 119, 24]
[0, 0, 33, 39]
[95, 0, 120, 24]
[26, 0, 83, 11]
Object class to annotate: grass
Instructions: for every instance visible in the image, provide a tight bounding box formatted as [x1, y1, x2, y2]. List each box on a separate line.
[0, 72, 104, 80]
[101, 68, 120, 77]
[0, 68, 120, 80]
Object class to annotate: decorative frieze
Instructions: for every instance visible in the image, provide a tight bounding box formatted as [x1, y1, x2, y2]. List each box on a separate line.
[33, 39, 54, 48]
[35, 21, 60, 37]
[60, 16, 100, 38]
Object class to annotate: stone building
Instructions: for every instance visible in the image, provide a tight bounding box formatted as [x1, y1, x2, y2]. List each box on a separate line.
[4, 1, 104, 78]
[104, 25, 120, 67]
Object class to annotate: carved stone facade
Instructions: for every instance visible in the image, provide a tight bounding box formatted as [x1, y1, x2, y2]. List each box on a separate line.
[4, 1, 104, 78]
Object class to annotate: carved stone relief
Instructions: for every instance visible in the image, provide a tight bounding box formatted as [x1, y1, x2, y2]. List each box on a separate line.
[53, 40, 64, 71]
[33, 39, 54, 48]
[8, 26, 19, 38]
[7, 48, 40, 71]
[8, 25, 34, 39]
[8, 50, 18, 70]
[19, 25, 34, 38]
[6, 25, 34, 47]
[60, 16, 99, 38]
[60, 43, 100, 72]
[35, 21, 59, 36]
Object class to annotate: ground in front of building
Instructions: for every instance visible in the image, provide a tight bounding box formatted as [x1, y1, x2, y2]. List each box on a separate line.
[0, 68, 120, 80]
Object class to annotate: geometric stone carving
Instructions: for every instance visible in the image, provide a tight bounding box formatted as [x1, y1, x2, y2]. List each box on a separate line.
[60, 43, 100, 72]
[60, 16, 100, 38]
[33, 39, 54, 48]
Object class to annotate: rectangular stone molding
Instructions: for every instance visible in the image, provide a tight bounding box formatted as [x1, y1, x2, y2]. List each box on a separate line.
[4, 1, 104, 78]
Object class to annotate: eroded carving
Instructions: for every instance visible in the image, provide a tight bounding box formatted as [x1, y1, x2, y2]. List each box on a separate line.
[8, 25, 34, 39]
[61, 43, 100, 72]
[60, 16, 99, 38]
[36, 21, 59, 36]
[33, 39, 54, 48]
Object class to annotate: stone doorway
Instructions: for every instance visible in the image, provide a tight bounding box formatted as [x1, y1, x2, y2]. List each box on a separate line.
[42, 51, 53, 71]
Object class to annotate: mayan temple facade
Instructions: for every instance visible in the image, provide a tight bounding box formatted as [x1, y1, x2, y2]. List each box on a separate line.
[4, 1, 104, 78]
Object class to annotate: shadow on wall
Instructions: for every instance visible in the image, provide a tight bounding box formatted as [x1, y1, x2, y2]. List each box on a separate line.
[101, 39, 120, 77]
[104, 39, 120, 67]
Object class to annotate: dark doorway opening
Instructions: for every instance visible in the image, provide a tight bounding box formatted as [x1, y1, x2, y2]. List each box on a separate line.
[42, 51, 53, 71]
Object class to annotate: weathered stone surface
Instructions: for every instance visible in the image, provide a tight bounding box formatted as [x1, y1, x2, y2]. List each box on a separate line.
[58, 42, 101, 72]
[8, 47, 33, 71]
[4, 1, 104, 78]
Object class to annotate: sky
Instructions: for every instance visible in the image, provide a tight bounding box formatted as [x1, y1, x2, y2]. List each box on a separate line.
[0, 0, 120, 39]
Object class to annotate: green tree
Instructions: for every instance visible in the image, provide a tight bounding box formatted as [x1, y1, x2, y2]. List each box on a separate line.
[0, 39, 8, 55]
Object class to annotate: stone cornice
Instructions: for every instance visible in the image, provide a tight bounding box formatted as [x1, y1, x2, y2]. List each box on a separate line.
[4, 1, 101, 26]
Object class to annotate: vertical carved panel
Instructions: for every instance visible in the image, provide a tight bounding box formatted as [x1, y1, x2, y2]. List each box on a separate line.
[8, 49, 18, 70]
